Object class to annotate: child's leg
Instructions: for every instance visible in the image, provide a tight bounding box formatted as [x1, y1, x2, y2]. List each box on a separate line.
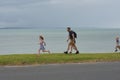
[43, 50, 50, 54]
[38, 49, 41, 55]
[117, 46, 120, 51]
[115, 46, 118, 52]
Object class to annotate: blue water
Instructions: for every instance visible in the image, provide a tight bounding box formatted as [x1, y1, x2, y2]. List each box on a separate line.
[0, 27, 119, 54]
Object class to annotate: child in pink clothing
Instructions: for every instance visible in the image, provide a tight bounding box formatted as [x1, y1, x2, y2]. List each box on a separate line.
[38, 35, 50, 55]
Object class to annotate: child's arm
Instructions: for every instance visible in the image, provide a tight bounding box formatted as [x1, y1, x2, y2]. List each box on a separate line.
[43, 41, 46, 46]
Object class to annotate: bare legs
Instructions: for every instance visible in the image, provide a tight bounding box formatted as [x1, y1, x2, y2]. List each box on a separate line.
[115, 46, 120, 52]
[65, 40, 79, 54]
[38, 49, 50, 55]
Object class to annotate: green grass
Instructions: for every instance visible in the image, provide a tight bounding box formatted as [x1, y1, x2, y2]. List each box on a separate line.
[0, 53, 120, 66]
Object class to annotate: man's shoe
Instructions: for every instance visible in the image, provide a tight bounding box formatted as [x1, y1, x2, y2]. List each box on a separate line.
[64, 51, 68, 54]
[76, 51, 79, 54]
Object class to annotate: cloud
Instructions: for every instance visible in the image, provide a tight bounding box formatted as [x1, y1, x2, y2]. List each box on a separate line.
[0, 0, 120, 28]
[46, 0, 105, 6]
[0, 0, 109, 7]
[0, 0, 45, 6]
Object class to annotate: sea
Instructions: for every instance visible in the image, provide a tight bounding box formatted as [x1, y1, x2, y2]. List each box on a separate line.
[0, 27, 119, 55]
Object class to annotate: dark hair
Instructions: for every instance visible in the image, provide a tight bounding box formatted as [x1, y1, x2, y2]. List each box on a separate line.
[39, 35, 44, 40]
[67, 27, 71, 30]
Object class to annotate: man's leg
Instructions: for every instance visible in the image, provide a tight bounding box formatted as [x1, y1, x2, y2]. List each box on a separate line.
[64, 42, 71, 54]
[72, 43, 79, 54]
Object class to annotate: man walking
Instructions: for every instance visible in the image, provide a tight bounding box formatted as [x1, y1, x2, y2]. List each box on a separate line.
[64, 27, 79, 54]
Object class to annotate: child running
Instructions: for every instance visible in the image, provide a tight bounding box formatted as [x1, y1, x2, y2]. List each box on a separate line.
[115, 36, 120, 52]
[38, 35, 50, 55]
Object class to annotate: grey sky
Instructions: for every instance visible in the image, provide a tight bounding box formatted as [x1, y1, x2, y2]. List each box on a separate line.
[0, 0, 120, 28]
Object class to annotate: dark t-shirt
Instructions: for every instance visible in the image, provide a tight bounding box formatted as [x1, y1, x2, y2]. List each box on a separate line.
[69, 30, 74, 39]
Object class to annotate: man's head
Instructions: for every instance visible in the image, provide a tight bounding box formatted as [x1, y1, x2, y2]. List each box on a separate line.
[67, 27, 71, 32]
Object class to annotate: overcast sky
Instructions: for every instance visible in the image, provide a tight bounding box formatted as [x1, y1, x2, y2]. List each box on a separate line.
[0, 0, 120, 28]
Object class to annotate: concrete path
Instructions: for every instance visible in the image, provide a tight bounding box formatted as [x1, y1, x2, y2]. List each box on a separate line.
[0, 62, 120, 80]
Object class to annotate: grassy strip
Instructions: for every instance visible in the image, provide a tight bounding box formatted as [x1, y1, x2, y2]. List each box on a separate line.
[0, 53, 120, 66]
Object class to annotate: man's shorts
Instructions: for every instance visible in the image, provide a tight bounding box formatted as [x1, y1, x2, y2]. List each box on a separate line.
[69, 39, 75, 46]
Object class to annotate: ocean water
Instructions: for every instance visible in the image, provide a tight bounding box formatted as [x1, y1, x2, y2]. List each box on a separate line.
[0, 27, 119, 55]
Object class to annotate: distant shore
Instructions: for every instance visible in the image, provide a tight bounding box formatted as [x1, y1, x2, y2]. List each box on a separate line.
[0, 53, 120, 66]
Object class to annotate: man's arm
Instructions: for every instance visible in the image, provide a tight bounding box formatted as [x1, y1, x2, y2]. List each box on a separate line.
[72, 33, 75, 41]
[67, 36, 70, 42]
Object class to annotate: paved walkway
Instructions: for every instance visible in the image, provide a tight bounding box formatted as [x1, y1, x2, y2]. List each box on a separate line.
[0, 62, 120, 80]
